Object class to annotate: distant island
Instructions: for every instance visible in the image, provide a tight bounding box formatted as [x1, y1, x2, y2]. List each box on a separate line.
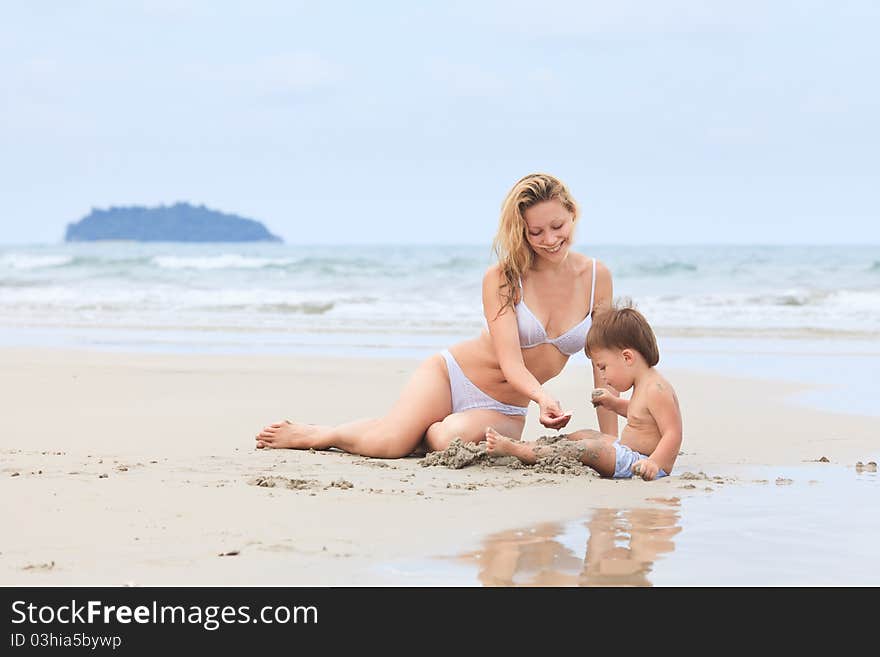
[64, 202, 283, 243]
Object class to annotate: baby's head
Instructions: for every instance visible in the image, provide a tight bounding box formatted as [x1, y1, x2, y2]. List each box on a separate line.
[585, 303, 659, 391]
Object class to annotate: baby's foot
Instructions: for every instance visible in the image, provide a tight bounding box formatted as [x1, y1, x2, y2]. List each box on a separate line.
[485, 426, 516, 457]
[255, 420, 327, 450]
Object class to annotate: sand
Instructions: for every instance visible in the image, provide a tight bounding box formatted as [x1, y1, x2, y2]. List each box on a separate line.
[421, 436, 593, 475]
[0, 347, 876, 586]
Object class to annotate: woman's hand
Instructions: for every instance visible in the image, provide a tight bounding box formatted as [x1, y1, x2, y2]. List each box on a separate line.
[538, 396, 572, 430]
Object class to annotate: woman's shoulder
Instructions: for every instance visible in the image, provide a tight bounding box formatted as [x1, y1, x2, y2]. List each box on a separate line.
[482, 263, 512, 294]
[575, 255, 612, 310]
[593, 257, 612, 281]
[570, 253, 611, 279]
[580, 256, 613, 310]
[482, 262, 521, 308]
[483, 262, 504, 283]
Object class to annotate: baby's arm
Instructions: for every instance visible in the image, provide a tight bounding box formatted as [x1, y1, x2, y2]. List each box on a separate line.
[591, 388, 628, 417]
[633, 382, 683, 480]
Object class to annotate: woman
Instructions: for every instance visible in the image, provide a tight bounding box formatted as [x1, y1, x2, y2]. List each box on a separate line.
[255, 173, 616, 456]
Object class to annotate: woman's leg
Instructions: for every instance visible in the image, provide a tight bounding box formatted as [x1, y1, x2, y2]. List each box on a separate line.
[255, 354, 453, 458]
[424, 409, 526, 452]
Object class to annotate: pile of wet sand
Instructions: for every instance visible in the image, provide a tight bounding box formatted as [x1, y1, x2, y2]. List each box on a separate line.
[420, 436, 595, 476]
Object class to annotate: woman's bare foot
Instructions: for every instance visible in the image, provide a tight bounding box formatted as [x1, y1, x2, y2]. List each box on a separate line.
[485, 426, 536, 464]
[255, 420, 330, 450]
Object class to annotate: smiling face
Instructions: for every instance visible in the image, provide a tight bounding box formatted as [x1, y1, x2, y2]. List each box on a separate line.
[522, 199, 575, 263]
[591, 347, 636, 392]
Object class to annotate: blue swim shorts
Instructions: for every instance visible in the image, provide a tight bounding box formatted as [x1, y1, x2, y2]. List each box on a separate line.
[613, 440, 668, 480]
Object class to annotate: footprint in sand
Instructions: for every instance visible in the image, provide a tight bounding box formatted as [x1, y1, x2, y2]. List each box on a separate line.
[680, 472, 710, 481]
[22, 561, 55, 572]
[248, 476, 319, 490]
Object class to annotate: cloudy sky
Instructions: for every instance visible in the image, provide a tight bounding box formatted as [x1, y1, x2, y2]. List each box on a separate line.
[2, 1, 878, 244]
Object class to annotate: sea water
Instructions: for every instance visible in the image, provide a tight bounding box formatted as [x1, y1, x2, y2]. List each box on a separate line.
[377, 464, 880, 586]
[2, 242, 878, 342]
[2, 242, 878, 414]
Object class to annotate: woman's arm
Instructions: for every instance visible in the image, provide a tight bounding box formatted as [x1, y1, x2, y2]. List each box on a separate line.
[593, 366, 620, 436]
[589, 260, 619, 437]
[482, 265, 570, 429]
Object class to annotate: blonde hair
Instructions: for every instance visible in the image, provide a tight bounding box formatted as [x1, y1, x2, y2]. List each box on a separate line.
[492, 173, 580, 314]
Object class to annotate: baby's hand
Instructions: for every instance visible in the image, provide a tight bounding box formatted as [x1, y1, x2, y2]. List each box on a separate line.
[632, 459, 660, 481]
[591, 388, 610, 408]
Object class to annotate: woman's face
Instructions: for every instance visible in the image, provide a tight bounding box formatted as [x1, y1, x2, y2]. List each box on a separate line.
[522, 199, 575, 263]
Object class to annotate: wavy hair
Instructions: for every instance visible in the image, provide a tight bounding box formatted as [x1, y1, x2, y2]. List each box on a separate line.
[585, 300, 660, 367]
[492, 173, 580, 315]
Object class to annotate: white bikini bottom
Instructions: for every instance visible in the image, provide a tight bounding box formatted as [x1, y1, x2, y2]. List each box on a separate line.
[440, 349, 529, 417]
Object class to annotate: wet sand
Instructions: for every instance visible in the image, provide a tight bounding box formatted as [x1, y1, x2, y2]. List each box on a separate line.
[403, 464, 879, 587]
[0, 348, 876, 585]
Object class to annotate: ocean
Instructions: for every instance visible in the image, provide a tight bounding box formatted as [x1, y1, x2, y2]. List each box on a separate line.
[2, 242, 878, 415]
[2, 242, 878, 343]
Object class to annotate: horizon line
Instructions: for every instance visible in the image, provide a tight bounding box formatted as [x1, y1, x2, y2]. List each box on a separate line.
[1, 240, 879, 248]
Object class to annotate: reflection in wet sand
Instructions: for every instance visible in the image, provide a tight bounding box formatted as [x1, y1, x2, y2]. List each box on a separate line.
[458, 499, 681, 587]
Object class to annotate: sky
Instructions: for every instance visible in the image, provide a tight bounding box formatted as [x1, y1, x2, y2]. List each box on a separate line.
[2, 1, 879, 245]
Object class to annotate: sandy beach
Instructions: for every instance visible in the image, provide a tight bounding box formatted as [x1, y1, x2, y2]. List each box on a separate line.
[1, 347, 877, 586]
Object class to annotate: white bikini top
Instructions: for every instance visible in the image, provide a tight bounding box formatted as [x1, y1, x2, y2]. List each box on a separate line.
[515, 258, 597, 357]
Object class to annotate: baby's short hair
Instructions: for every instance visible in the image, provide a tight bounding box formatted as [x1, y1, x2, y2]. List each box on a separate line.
[585, 301, 660, 367]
